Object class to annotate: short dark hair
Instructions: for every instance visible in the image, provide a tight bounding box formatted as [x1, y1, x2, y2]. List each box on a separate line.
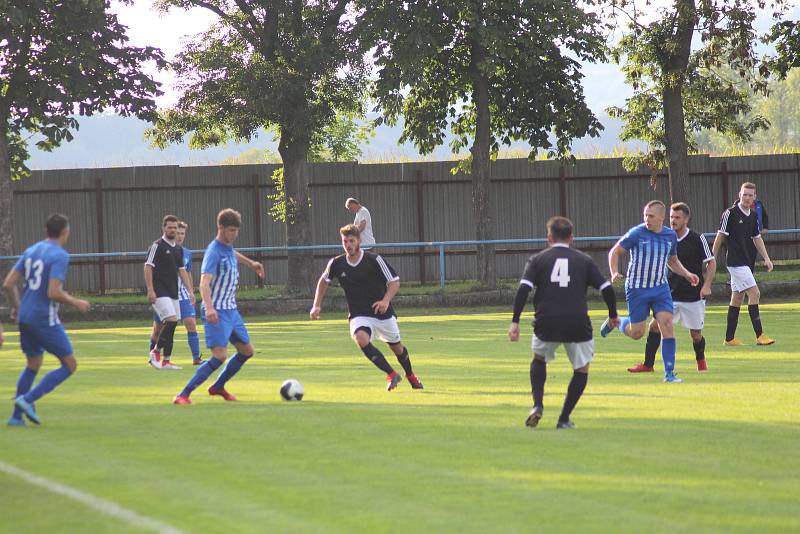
[177, 220, 188, 230]
[45, 214, 69, 238]
[162, 214, 179, 227]
[546, 216, 573, 242]
[670, 202, 691, 218]
[741, 181, 756, 191]
[645, 200, 666, 211]
[340, 224, 361, 239]
[217, 208, 242, 228]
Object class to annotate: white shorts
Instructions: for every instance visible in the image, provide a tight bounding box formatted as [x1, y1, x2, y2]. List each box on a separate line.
[532, 335, 594, 370]
[152, 297, 181, 322]
[727, 265, 757, 293]
[673, 300, 705, 330]
[350, 316, 401, 344]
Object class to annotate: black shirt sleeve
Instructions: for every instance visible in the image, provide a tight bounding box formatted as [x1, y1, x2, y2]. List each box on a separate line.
[761, 202, 769, 230]
[520, 255, 536, 288]
[323, 257, 339, 282]
[586, 257, 608, 290]
[511, 284, 532, 323]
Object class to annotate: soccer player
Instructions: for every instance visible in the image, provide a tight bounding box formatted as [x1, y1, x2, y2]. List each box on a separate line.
[173, 209, 265, 404]
[508, 216, 618, 429]
[601, 200, 699, 383]
[148, 220, 203, 366]
[345, 198, 376, 247]
[712, 182, 775, 346]
[2, 214, 90, 426]
[310, 224, 423, 391]
[144, 215, 194, 370]
[629, 203, 716, 373]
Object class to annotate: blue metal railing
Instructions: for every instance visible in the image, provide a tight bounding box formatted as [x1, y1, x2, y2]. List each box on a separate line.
[2, 229, 799, 289]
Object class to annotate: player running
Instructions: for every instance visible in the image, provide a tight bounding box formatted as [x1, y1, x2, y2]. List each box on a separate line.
[311, 224, 423, 391]
[628, 203, 715, 373]
[508, 216, 618, 429]
[173, 209, 264, 404]
[3, 214, 90, 426]
[601, 201, 699, 383]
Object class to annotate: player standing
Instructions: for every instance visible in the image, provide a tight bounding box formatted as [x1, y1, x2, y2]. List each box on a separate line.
[628, 203, 716, 373]
[148, 220, 203, 366]
[144, 215, 194, 370]
[712, 182, 775, 346]
[508, 217, 618, 429]
[310, 224, 423, 391]
[174, 209, 265, 404]
[3, 214, 90, 426]
[601, 201, 699, 383]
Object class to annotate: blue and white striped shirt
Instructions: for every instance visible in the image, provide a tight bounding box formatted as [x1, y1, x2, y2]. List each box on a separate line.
[13, 240, 70, 327]
[618, 224, 677, 289]
[201, 240, 239, 310]
[178, 248, 192, 301]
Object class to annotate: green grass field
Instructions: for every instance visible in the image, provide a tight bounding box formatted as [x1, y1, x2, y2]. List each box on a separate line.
[1, 304, 798, 533]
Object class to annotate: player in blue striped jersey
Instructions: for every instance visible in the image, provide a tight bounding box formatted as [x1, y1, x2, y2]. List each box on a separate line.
[602, 201, 699, 383]
[174, 209, 264, 404]
[3, 214, 90, 425]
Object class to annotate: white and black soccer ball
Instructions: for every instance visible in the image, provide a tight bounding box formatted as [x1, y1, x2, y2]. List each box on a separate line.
[279, 379, 304, 401]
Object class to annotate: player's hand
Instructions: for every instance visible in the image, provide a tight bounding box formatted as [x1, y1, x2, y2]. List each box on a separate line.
[700, 284, 712, 298]
[372, 299, 389, 314]
[309, 306, 321, 320]
[206, 308, 219, 324]
[611, 272, 623, 284]
[9, 307, 17, 322]
[147, 289, 156, 304]
[607, 317, 621, 330]
[252, 262, 265, 279]
[686, 273, 700, 286]
[765, 259, 774, 272]
[75, 299, 91, 314]
[508, 322, 520, 342]
[189, 292, 196, 305]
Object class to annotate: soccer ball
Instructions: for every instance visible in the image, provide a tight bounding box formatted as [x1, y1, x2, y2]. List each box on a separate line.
[279, 379, 304, 401]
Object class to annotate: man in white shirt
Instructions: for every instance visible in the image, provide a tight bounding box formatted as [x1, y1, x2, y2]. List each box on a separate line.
[345, 197, 376, 247]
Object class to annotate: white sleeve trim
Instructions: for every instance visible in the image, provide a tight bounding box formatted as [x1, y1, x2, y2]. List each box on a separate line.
[145, 243, 158, 267]
[375, 255, 395, 282]
[599, 281, 611, 290]
[699, 234, 713, 262]
[519, 279, 533, 288]
[385, 275, 400, 286]
[717, 230, 729, 236]
[322, 257, 335, 283]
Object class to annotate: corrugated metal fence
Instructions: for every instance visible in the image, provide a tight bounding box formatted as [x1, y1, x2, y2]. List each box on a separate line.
[5, 154, 800, 292]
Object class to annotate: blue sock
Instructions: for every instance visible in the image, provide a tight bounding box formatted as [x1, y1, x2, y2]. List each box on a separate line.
[12, 367, 38, 419]
[187, 332, 200, 359]
[662, 337, 676, 373]
[180, 358, 222, 397]
[212, 353, 251, 390]
[149, 338, 156, 351]
[618, 317, 631, 335]
[24, 365, 72, 403]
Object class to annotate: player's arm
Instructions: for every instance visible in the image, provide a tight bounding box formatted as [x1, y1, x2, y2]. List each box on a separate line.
[701, 258, 716, 297]
[310, 276, 329, 320]
[47, 279, 90, 313]
[373, 279, 399, 315]
[234, 250, 265, 279]
[178, 268, 195, 304]
[752, 236, 774, 272]
[508, 281, 532, 342]
[199, 272, 218, 323]
[608, 243, 627, 283]
[2, 268, 22, 320]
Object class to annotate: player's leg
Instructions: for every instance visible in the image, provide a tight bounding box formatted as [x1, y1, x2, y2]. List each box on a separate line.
[208, 312, 252, 400]
[745, 283, 774, 345]
[629, 318, 660, 372]
[526, 336, 555, 428]
[381, 318, 423, 389]
[180, 299, 203, 364]
[9, 344, 43, 426]
[149, 318, 160, 352]
[174, 310, 231, 403]
[725, 290, 745, 344]
[152, 298, 181, 368]
[690, 329, 707, 371]
[557, 340, 593, 429]
[603, 288, 649, 339]
[350, 318, 398, 390]
[654, 308, 680, 382]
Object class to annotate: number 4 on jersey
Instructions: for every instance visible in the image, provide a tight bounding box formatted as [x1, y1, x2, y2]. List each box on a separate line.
[550, 258, 570, 287]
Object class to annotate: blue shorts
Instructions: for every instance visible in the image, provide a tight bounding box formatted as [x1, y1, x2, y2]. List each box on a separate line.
[152, 300, 196, 323]
[202, 308, 250, 349]
[18, 322, 73, 358]
[626, 284, 674, 323]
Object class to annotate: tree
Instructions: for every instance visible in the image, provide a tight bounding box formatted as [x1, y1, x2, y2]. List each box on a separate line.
[606, 0, 782, 202]
[363, 0, 604, 288]
[0, 0, 164, 255]
[765, 18, 800, 79]
[148, 0, 368, 294]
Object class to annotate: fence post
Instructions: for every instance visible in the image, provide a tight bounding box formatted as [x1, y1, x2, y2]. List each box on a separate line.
[720, 161, 729, 210]
[252, 173, 264, 288]
[94, 178, 106, 295]
[416, 169, 426, 284]
[559, 166, 567, 217]
[439, 245, 445, 289]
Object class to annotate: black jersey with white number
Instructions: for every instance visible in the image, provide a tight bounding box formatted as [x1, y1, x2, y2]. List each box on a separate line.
[520, 244, 609, 342]
[145, 237, 184, 299]
[718, 202, 760, 268]
[669, 229, 713, 302]
[323, 250, 400, 320]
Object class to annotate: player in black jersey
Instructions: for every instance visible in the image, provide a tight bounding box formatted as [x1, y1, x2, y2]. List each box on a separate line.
[629, 203, 716, 373]
[711, 182, 775, 346]
[508, 217, 618, 430]
[311, 224, 423, 391]
[144, 214, 194, 370]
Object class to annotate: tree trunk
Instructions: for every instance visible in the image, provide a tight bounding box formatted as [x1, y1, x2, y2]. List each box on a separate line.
[0, 123, 13, 257]
[469, 35, 496, 289]
[278, 130, 314, 295]
[662, 82, 691, 203]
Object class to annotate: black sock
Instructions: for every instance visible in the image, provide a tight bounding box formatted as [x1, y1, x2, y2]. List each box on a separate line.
[644, 331, 661, 368]
[530, 359, 547, 408]
[748, 304, 763, 337]
[156, 321, 177, 357]
[559, 371, 588, 423]
[693, 337, 706, 361]
[725, 306, 740, 341]
[392, 346, 414, 375]
[361, 343, 395, 375]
